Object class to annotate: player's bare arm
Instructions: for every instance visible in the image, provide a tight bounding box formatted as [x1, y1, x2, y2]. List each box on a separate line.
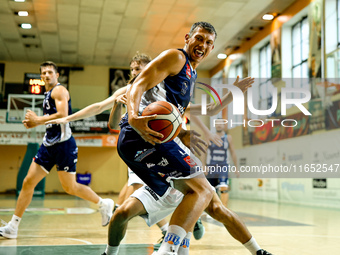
[127, 49, 187, 145]
[23, 86, 69, 129]
[46, 86, 128, 125]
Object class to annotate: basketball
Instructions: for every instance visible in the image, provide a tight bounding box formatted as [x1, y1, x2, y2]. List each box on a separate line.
[142, 101, 182, 143]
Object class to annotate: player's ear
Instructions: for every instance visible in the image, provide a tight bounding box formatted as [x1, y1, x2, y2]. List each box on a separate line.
[185, 33, 190, 42]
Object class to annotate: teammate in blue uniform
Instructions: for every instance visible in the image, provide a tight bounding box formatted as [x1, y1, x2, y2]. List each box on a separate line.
[206, 121, 239, 207]
[0, 61, 114, 239]
[103, 22, 272, 255]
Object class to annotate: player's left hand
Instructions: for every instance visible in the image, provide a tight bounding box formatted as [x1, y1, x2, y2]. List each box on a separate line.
[204, 132, 223, 147]
[116, 94, 127, 105]
[178, 130, 207, 156]
[22, 109, 39, 129]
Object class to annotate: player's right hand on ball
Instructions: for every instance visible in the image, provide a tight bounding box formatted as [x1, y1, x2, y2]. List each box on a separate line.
[129, 115, 163, 145]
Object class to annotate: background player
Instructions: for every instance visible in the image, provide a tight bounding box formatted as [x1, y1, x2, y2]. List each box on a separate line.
[206, 120, 239, 207]
[0, 61, 114, 239]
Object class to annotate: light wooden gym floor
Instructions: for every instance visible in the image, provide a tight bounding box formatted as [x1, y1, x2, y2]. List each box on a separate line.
[0, 193, 339, 255]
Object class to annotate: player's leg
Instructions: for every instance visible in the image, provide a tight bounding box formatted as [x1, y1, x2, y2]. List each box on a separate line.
[171, 176, 213, 231]
[56, 137, 114, 226]
[103, 197, 145, 255]
[205, 192, 272, 255]
[0, 161, 47, 239]
[125, 183, 143, 200]
[154, 176, 213, 255]
[216, 177, 229, 207]
[58, 171, 114, 226]
[105, 184, 176, 255]
[219, 186, 229, 207]
[116, 182, 128, 207]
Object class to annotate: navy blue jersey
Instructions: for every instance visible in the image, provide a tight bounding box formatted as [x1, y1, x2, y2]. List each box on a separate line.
[206, 134, 229, 166]
[43, 84, 72, 146]
[137, 49, 197, 116]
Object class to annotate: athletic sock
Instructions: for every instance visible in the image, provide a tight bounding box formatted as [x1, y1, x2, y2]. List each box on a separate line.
[243, 237, 261, 255]
[158, 225, 186, 254]
[9, 215, 21, 229]
[96, 197, 103, 206]
[178, 232, 192, 255]
[105, 244, 119, 255]
[160, 222, 169, 232]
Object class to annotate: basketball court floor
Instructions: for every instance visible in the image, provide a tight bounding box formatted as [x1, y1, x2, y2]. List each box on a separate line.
[1, 193, 339, 255]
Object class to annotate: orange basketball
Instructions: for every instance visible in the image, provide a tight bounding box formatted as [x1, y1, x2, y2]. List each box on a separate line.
[142, 101, 182, 143]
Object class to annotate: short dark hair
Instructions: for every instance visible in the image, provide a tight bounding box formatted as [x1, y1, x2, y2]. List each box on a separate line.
[189, 21, 217, 40]
[130, 52, 152, 66]
[40, 61, 58, 73]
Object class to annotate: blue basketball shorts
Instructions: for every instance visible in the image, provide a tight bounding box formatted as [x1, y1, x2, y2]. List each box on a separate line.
[34, 136, 78, 174]
[117, 123, 202, 196]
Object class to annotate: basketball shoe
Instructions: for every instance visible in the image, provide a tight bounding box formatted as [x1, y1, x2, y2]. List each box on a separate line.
[154, 230, 167, 250]
[0, 220, 17, 239]
[99, 199, 114, 226]
[257, 249, 273, 255]
[193, 217, 205, 240]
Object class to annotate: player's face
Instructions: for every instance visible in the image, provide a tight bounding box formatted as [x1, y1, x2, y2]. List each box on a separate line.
[215, 123, 225, 132]
[41, 66, 59, 86]
[185, 27, 215, 64]
[130, 61, 146, 78]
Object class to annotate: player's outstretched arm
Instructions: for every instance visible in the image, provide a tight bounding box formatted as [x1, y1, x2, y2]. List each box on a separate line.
[127, 49, 185, 145]
[189, 76, 254, 116]
[46, 86, 128, 125]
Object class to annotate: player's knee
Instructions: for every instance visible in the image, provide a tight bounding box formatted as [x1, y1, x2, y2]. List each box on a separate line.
[207, 202, 228, 221]
[22, 177, 36, 190]
[191, 185, 214, 207]
[62, 184, 76, 195]
[113, 204, 135, 223]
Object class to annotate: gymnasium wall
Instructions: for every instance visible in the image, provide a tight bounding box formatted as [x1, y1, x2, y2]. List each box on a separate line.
[230, 129, 340, 209]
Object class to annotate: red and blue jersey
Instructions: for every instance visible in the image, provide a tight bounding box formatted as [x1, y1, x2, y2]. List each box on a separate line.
[137, 49, 197, 116]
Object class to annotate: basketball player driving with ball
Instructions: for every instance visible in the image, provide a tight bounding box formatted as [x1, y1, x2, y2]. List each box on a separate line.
[104, 22, 273, 255]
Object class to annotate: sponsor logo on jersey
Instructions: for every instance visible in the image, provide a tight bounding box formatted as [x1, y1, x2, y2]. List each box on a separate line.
[158, 172, 165, 177]
[157, 157, 169, 167]
[185, 64, 191, 79]
[180, 238, 190, 248]
[145, 186, 159, 201]
[181, 81, 188, 96]
[212, 155, 226, 161]
[146, 163, 155, 168]
[134, 148, 156, 162]
[164, 233, 181, 245]
[184, 156, 197, 167]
